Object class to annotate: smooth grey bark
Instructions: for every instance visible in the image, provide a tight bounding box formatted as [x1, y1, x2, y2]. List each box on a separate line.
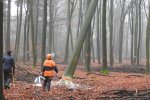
[34, 0, 39, 63]
[49, 0, 53, 53]
[91, 15, 96, 63]
[130, 8, 134, 64]
[146, 4, 150, 73]
[84, 0, 91, 72]
[131, 9, 134, 64]
[0, 0, 4, 99]
[41, 0, 47, 68]
[29, 0, 36, 67]
[3, 3, 7, 53]
[15, 0, 23, 61]
[119, 0, 126, 63]
[26, 12, 30, 61]
[23, 6, 28, 63]
[64, 0, 77, 63]
[109, 0, 114, 67]
[6, 0, 11, 52]
[137, 0, 142, 65]
[96, 1, 101, 64]
[14, 3, 19, 61]
[134, 2, 139, 64]
[126, 23, 129, 60]
[64, 0, 71, 63]
[63, 0, 98, 79]
[102, 0, 107, 69]
[76, 0, 82, 38]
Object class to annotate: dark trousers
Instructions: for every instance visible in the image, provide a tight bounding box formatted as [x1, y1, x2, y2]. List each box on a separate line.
[43, 76, 52, 91]
[4, 69, 12, 87]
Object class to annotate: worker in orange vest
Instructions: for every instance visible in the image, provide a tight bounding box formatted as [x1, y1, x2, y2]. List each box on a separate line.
[42, 54, 58, 91]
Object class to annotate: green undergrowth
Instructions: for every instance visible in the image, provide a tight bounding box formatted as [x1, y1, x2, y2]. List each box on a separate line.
[100, 68, 109, 74]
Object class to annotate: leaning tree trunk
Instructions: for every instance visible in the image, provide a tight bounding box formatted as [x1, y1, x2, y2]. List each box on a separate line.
[41, 0, 47, 69]
[62, 0, 99, 80]
[0, 0, 3, 99]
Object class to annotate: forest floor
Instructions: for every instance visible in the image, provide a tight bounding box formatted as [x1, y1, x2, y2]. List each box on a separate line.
[3, 60, 150, 100]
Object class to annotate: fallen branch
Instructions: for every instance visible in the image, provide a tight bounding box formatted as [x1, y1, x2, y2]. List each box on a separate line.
[96, 96, 150, 99]
[87, 72, 116, 77]
[126, 74, 143, 78]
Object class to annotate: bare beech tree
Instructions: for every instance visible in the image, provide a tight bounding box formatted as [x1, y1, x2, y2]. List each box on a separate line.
[0, 0, 3, 99]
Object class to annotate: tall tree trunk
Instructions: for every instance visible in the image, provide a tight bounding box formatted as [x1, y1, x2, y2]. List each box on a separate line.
[137, 0, 142, 65]
[102, 0, 107, 69]
[119, 0, 126, 63]
[96, 1, 101, 64]
[14, 3, 19, 61]
[134, 2, 139, 64]
[109, 0, 114, 67]
[63, 0, 98, 79]
[49, 0, 53, 53]
[17, 0, 23, 57]
[26, 13, 30, 61]
[15, 0, 23, 61]
[41, 0, 47, 69]
[64, 0, 71, 63]
[6, 0, 11, 52]
[91, 15, 96, 63]
[126, 24, 129, 60]
[23, 8, 28, 63]
[76, 0, 82, 38]
[3, 3, 7, 53]
[29, 0, 36, 68]
[0, 0, 4, 99]
[84, 0, 91, 72]
[146, 4, 150, 73]
[64, 0, 77, 63]
[130, 8, 134, 64]
[34, 0, 39, 63]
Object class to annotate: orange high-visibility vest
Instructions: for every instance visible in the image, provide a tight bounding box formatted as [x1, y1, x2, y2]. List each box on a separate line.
[43, 60, 56, 77]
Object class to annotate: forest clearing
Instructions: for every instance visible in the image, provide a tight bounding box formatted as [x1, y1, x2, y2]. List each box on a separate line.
[3, 61, 150, 100]
[1, 0, 150, 99]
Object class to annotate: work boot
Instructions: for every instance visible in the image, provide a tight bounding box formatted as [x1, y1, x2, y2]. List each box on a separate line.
[5, 84, 10, 89]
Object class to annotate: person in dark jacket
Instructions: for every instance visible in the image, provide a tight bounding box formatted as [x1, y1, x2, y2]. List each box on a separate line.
[3, 51, 15, 89]
[42, 54, 58, 91]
